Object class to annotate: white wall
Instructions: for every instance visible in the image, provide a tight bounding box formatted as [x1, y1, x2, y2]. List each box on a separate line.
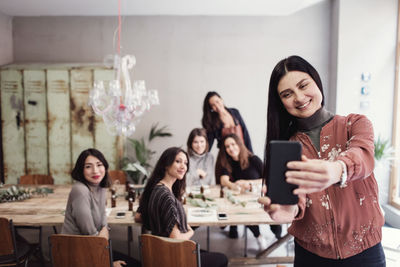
[335, 0, 397, 204]
[12, 1, 332, 162]
[0, 11, 13, 65]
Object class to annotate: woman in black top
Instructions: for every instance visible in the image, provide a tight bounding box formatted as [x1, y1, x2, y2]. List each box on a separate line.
[135, 147, 227, 267]
[219, 134, 282, 247]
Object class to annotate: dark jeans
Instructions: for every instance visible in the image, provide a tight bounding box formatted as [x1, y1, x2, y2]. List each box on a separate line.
[113, 250, 141, 267]
[294, 241, 386, 267]
[200, 249, 228, 267]
[230, 225, 260, 237]
[231, 224, 282, 238]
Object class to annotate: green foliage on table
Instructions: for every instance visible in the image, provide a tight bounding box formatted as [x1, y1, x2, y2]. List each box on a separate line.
[0, 185, 54, 203]
[186, 198, 216, 208]
[226, 191, 247, 207]
[122, 123, 172, 184]
[187, 193, 215, 202]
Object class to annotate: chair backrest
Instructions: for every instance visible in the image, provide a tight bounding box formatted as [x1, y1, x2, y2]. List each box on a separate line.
[108, 170, 127, 185]
[49, 234, 113, 267]
[20, 174, 54, 185]
[0, 218, 17, 257]
[139, 234, 200, 267]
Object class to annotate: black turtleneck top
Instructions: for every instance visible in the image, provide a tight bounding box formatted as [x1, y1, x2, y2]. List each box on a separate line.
[295, 107, 334, 151]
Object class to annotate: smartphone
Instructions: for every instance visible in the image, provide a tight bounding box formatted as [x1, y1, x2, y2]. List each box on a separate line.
[217, 213, 228, 220]
[266, 141, 302, 205]
[115, 212, 126, 219]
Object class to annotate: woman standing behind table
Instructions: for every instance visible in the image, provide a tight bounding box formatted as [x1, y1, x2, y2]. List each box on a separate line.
[202, 91, 252, 152]
[219, 133, 282, 246]
[202, 91, 253, 184]
[259, 55, 385, 266]
[186, 128, 215, 187]
[135, 147, 228, 267]
[62, 148, 139, 267]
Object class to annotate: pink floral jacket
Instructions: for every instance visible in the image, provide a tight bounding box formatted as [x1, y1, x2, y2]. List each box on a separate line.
[288, 114, 384, 259]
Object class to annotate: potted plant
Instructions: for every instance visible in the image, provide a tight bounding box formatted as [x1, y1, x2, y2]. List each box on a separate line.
[374, 135, 394, 166]
[122, 123, 172, 184]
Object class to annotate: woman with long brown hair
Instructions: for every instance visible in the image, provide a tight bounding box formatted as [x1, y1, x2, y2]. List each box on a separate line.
[135, 147, 228, 267]
[218, 134, 282, 248]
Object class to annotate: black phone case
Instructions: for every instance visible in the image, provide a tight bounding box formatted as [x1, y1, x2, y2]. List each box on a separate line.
[266, 141, 302, 204]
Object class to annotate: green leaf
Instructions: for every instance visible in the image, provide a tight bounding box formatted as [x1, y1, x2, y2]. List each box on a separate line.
[149, 123, 172, 142]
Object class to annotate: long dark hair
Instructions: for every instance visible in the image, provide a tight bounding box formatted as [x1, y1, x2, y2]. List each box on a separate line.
[201, 91, 224, 132]
[71, 148, 111, 188]
[263, 55, 325, 179]
[186, 128, 209, 157]
[217, 133, 251, 175]
[139, 147, 189, 229]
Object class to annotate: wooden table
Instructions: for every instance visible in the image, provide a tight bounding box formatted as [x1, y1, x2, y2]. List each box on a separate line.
[0, 184, 293, 264]
[0, 185, 140, 226]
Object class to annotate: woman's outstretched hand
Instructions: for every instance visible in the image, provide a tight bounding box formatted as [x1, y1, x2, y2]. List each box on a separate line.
[286, 155, 342, 195]
[258, 196, 298, 223]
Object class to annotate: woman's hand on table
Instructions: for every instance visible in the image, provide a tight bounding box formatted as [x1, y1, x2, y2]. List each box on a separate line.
[235, 180, 251, 192]
[286, 155, 342, 195]
[98, 226, 109, 240]
[258, 196, 298, 223]
[113, 260, 127, 267]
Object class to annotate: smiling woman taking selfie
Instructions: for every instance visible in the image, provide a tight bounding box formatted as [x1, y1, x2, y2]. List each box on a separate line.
[259, 56, 385, 267]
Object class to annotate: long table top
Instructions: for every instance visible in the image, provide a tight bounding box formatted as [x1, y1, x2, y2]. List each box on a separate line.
[0, 184, 278, 227]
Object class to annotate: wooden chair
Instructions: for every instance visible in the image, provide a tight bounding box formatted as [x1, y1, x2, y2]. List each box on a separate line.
[108, 170, 127, 185]
[0, 217, 40, 267]
[19, 174, 54, 185]
[139, 234, 200, 267]
[49, 234, 113, 267]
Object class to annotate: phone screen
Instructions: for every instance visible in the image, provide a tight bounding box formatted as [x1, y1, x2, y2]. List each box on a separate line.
[266, 140, 301, 205]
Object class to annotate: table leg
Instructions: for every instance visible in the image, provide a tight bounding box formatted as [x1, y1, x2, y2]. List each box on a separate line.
[207, 226, 210, 251]
[256, 233, 292, 258]
[244, 226, 248, 257]
[127, 226, 132, 256]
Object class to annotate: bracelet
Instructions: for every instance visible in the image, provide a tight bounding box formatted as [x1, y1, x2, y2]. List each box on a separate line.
[337, 160, 347, 188]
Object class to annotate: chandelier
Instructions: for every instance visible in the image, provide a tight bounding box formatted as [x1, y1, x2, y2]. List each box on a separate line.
[88, 0, 159, 137]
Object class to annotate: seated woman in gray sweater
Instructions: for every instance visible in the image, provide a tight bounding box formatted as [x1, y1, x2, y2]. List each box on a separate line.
[186, 128, 215, 187]
[135, 147, 228, 267]
[62, 148, 139, 267]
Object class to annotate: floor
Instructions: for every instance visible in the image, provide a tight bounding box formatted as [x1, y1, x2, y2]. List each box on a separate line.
[23, 223, 294, 267]
[22, 223, 400, 267]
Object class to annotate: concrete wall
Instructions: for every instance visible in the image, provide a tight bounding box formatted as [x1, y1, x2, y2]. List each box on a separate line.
[12, 1, 332, 162]
[0, 11, 13, 65]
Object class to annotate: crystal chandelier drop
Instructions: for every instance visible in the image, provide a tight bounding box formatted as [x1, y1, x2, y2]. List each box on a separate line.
[88, 0, 159, 137]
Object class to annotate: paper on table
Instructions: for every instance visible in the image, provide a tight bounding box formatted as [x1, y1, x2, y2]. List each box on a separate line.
[106, 208, 112, 217]
[187, 207, 217, 223]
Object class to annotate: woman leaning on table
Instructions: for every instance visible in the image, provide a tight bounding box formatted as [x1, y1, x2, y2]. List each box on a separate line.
[218, 133, 282, 248]
[258, 55, 386, 266]
[134, 147, 228, 267]
[62, 148, 140, 267]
